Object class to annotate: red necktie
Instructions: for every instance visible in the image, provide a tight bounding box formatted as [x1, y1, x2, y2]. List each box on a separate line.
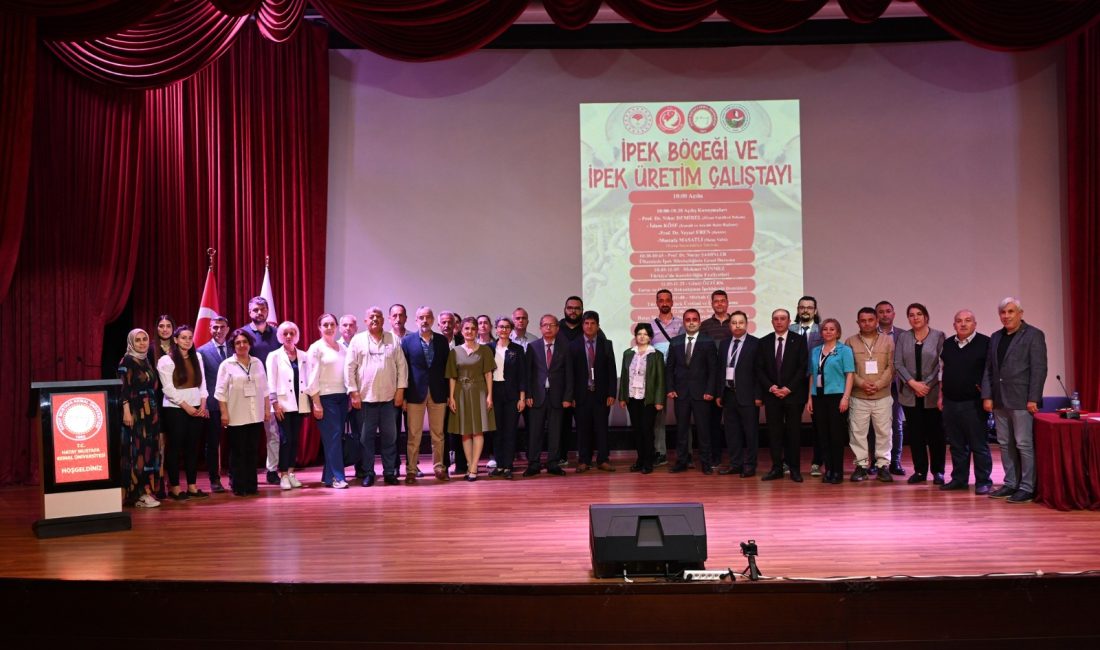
[546, 343, 553, 368]
[775, 336, 784, 371]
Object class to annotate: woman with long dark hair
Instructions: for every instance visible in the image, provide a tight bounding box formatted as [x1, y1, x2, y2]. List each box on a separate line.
[157, 324, 210, 500]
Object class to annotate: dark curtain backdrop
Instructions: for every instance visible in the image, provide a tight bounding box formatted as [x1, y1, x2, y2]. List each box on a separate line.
[0, 10, 35, 303]
[0, 23, 327, 485]
[1066, 26, 1100, 412]
[0, 47, 144, 485]
[130, 24, 329, 467]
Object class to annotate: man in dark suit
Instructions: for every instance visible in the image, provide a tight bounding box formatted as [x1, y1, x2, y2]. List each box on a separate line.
[400, 306, 452, 484]
[523, 314, 573, 476]
[665, 308, 720, 473]
[196, 315, 229, 492]
[756, 308, 809, 482]
[568, 310, 617, 472]
[716, 311, 761, 477]
[981, 297, 1047, 503]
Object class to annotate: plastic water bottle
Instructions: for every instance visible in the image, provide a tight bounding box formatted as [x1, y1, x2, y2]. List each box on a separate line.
[1070, 391, 1081, 412]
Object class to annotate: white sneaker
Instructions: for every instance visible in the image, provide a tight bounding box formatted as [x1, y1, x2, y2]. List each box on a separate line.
[288, 473, 302, 489]
[136, 494, 161, 508]
[331, 479, 348, 489]
[280, 475, 292, 490]
[487, 459, 497, 469]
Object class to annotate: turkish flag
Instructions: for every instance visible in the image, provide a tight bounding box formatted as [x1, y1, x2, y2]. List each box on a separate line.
[193, 267, 221, 348]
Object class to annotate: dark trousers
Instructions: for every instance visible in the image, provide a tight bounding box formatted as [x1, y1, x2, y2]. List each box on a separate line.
[359, 401, 398, 477]
[722, 389, 760, 472]
[576, 393, 611, 465]
[492, 382, 519, 470]
[228, 422, 262, 494]
[526, 404, 563, 469]
[395, 408, 408, 473]
[203, 408, 224, 483]
[162, 407, 203, 487]
[675, 397, 713, 466]
[902, 404, 945, 476]
[764, 397, 804, 473]
[276, 410, 304, 472]
[812, 394, 848, 474]
[626, 398, 656, 470]
[559, 405, 576, 462]
[709, 401, 725, 463]
[347, 407, 366, 475]
[810, 407, 826, 466]
[942, 399, 993, 486]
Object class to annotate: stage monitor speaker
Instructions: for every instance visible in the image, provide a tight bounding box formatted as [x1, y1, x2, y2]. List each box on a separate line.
[589, 503, 706, 578]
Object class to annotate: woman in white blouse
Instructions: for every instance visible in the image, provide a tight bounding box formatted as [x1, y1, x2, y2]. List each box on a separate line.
[157, 324, 210, 501]
[266, 321, 310, 491]
[215, 328, 271, 497]
[306, 313, 349, 489]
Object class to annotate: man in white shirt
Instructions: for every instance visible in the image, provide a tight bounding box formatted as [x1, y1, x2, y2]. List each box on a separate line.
[346, 306, 408, 486]
[510, 307, 539, 350]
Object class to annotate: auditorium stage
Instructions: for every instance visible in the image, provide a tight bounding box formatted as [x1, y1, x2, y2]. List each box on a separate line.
[3, 448, 1100, 646]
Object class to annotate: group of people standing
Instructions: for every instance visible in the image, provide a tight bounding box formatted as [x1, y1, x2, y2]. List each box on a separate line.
[116, 289, 1048, 508]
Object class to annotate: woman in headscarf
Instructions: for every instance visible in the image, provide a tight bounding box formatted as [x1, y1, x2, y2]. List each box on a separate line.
[118, 329, 163, 508]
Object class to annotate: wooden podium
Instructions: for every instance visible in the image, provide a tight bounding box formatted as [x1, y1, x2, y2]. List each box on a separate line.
[31, 379, 131, 538]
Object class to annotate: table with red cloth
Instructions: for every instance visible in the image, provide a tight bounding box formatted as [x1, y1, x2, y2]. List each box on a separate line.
[1034, 412, 1100, 510]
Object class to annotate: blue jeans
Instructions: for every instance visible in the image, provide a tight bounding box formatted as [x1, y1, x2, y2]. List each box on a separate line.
[993, 407, 1035, 492]
[359, 400, 398, 477]
[319, 393, 349, 484]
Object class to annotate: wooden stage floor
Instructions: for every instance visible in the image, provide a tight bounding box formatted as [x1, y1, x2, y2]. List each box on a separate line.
[3, 447, 1099, 585]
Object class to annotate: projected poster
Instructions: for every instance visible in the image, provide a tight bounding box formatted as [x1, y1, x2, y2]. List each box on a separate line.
[580, 101, 802, 343]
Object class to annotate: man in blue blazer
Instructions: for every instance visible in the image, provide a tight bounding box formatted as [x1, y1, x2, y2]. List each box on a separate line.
[401, 306, 452, 483]
[524, 314, 573, 476]
[755, 308, 809, 482]
[666, 308, 720, 473]
[716, 311, 762, 477]
[196, 315, 229, 493]
[568, 311, 617, 472]
[981, 297, 1047, 503]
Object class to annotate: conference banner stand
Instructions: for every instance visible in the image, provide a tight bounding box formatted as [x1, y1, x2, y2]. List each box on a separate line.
[30, 379, 130, 539]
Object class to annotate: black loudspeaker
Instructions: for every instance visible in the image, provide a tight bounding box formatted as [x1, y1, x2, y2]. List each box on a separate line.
[589, 503, 707, 578]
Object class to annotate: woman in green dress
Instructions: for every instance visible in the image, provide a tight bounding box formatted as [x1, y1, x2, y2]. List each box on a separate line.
[446, 317, 496, 481]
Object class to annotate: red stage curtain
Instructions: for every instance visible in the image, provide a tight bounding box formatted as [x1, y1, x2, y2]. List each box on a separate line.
[915, 0, 1100, 51]
[542, 0, 602, 30]
[0, 46, 144, 486]
[38, 1, 169, 41]
[606, 0, 716, 32]
[309, 0, 527, 61]
[257, 0, 305, 43]
[838, 0, 893, 24]
[44, 0, 249, 88]
[129, 23, 329, 467]
[718, 0, 828, 34]
[0, 10, 35, 303]
[1066, 26, 1100, 412]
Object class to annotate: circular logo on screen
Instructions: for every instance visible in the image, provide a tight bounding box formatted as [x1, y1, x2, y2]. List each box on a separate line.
[622, 106, 653, 135]
[688, 105, 718, 134]
[721, 104, 750, 133]
[655, 106, 685, 134]
[55, 397, 104, 442]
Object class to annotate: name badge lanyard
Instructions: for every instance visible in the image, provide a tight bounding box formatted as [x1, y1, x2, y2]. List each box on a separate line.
[817, 349, 833, 388]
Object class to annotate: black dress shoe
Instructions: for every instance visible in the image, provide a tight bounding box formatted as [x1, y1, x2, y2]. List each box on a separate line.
[789, 472, 804, 483]
[989, 485, 1016, 498]
[547, 465, 566, 476]
[360, 475, 375, 487]
[718, 467, 738, 475]
[502, 469, 513, 480]
[640, 467, 653, 474]
[761, 468, 784, 481]
[940, 481, 967, 491]
[1006, 490, 1034, 504]
[669, 463, 689, 474]
[522, 466, 540, 477]
[974, 484, 991, 495]
[876, 467, 893, 483]
[210, 482, 226, 494]
[383, 475, 399, 486]
[932, 473, 945, 485]
[907, 473, 927, 484]
[701, 464, 714, 475]
[850, 466, 869, 482]
[740, 470, 756, 478]
[266, 471, 280, 485]
[889, 462, 906, 476]
[629, 463, 642, 472]
[830, 474, 845, 485]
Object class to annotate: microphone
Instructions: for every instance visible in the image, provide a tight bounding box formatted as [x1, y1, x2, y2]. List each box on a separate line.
[1055, 374, 1080, 418]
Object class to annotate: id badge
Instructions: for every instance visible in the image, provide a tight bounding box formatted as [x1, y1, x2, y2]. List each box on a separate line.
[589, 367, 595, 382]
[726, 367, 735, 381]
[243, 382, 257, 397]
[864, 360, 878, 375]
[817, 375, 823, 388]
